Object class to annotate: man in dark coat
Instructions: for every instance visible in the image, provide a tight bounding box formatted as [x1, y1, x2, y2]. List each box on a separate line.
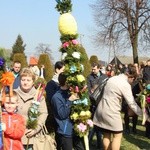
[142, 59, 150, 138]
[143, 59, 150, 84]
[87, 62, 107, 149]
[12, 61, 21, 89]
[45, 61, 65, 133]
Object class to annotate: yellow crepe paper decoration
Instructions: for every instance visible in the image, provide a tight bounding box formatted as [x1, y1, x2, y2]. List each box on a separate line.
[58, 13, 77, 35]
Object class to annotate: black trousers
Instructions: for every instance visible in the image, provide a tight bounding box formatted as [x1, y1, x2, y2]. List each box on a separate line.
[73, 135, 85, 150]
[124, 114, 138, 130]
[145, 121, 150, 138]
[124, 107, 138, 132]
[55, 133, 73, 150]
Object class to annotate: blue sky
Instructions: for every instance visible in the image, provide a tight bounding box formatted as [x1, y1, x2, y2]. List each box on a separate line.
[0, 0, 112, 63]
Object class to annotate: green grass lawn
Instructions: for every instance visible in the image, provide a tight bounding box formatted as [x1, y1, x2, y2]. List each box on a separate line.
[90, 118, 150, 150]
[121, 123, 150, 150]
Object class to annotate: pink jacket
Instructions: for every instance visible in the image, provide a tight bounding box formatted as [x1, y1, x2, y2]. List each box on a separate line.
[2, 112, 25, 150]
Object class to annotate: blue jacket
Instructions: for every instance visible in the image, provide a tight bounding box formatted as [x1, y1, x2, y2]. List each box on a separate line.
[51, 89, 73, 137]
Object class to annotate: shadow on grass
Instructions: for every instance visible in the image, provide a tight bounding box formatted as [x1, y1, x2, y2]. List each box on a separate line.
[122, 120, 150, 150]
[122, 133, 150, 150]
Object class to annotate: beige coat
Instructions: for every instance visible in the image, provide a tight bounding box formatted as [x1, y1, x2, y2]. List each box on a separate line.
[93, 74, 142, 132]
[15, 86, 48, 144]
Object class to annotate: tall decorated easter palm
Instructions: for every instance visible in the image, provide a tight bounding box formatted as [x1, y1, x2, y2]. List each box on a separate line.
[55, 1, 93, 150]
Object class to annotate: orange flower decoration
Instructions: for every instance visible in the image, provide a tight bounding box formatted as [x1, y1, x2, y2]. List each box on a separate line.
[0, 72, 15, 104]
[1, 72, 15, 86]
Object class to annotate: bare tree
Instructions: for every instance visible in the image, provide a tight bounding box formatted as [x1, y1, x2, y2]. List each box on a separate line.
[90, 0, 150, 63]
[35, 43, 54, 63]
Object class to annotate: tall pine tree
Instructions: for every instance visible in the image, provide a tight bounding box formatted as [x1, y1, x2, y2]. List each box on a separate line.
[10, 34, 26, 60]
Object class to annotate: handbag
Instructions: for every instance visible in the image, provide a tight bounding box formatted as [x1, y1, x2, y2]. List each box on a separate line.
[33, 125, 56, 150]
[90, 77, 108, 105]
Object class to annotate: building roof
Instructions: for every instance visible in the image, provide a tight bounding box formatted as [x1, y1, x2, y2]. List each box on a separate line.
[109, 56, 123, 65]
[116, 56, 150, 64]
[29, 57, 38, 65]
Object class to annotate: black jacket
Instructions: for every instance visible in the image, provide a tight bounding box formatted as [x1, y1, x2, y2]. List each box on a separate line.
[87, 71, 107, 95]
[143, 65, 150, 84]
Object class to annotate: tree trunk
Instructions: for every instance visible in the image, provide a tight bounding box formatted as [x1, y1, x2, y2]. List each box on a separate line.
[131, 32, 139, 64]
[132, 44, 139, 64]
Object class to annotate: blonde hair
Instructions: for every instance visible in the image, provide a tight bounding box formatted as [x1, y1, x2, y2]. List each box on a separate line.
[5, 91, 18, 102]
[20, 67, 36, 82]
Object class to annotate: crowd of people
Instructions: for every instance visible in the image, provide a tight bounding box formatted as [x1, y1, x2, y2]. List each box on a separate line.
[0, 58, 150, 150]
[1, 62, 48, 150]
[87, 60, 150, 150]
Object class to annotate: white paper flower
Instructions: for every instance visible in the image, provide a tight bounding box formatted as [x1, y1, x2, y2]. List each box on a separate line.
[61, 52, 67, 60]
[80, 64, 84, 72]
[72, 52, 80, 59]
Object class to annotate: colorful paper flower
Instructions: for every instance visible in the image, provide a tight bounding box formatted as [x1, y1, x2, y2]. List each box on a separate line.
[0, 72, 15, 86]
[72, 39, 78, 45]
[77, 123, 87, 133]
[70, 65, 77, 73]
[61, 52, 67, 60]
[72, 52, 80, 59]
[73, 98, 88, 105]
[85, 110, 91, 117]
[80, 64, 84, 72]
[146, 84, 150, 90]
[0, 57, 5, 67]
[87, 119, 93, 127]
[70, 113, 79, 120]
[76, 74, 85, 83]
[138, 83, 150, 124]
[146, 97, 150, 103]
[62, 42, 69, 48]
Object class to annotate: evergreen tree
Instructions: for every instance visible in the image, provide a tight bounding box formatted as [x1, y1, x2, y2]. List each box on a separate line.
[89, 55, 99, 64]
[38, 53, 54, 82]
[0, 48, 5, 57]
[13, 53, 28, 68]
[11, 34, 26, 60]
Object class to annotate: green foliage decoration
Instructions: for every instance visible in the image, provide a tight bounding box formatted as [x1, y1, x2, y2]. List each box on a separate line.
[55, 0, 72, 14]
[60, 34, 78, 43]
[78, 46, 91, 78]
[56, 0, 93, 139]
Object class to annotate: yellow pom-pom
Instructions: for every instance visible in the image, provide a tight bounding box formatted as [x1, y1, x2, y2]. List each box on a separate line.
[58, 13, 77, 35]
[76, 75, 85, 83]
